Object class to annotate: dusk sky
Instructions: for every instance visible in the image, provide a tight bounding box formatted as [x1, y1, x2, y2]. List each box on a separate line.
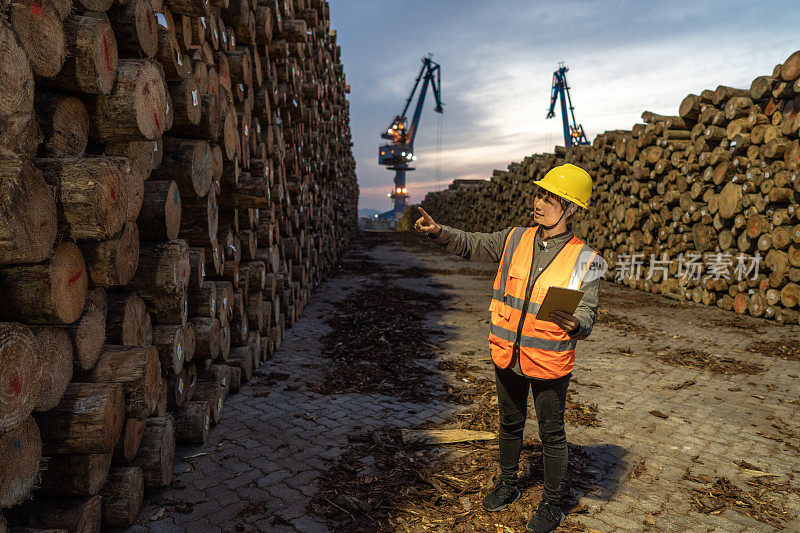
[327, 0, 798, 213]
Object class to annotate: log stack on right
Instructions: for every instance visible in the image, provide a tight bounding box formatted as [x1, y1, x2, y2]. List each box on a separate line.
[0, 0, 357, 529]
[421, 50, 800, 325]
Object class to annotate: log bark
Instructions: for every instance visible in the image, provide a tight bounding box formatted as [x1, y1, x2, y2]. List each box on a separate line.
[152, 324, 185, 374]
[10, 0, 66, 78]
[169, 93, 221, 141]
[125, 239, 191, 294]
[113, 416, 146, 461]
[221, 174, 270, 208]
[0, 242, 88, 324]
[192, 317, 220, 361]
[780, 50, 800, 82]
[0, 157, 57, 266]
[155, 375, 167, 416]
[108, 0, 159, 58]
[166, 75, 201, 128]
[0, 416, 41, 508]
[227, 365, 241, 393]
[150, 137, 213, 197]
[39, 12, 118, 95]
[16, 495, 102, 533]
[155, 27, 190, 82]
[67, 288, 106, 372]
[200, 363, 229, 393]
[106, 292, 152, 346]
[130, 416, 175, 488]
[179, 187, 218, 246]
[35, 92, 89, 158]
[0, 21, 38, 157]
[101, 467, 144, 528]
[192, 381, 223, 424]
[227, 345, 252, 381]
[87, 59, 167, 141]
[172, 400, 210, 444]
[78, 221, 140, 287]
[36, 156, 128, 240]
[30, 327, 73, 412]
[185, 358, 197, 401]
[37, 382, 124, 454]
[166, 366, 188, 409]
[39, 453, 112, 496]
[124, 240, 189, 324]
[187, 247, 206, 290]
[139, 180, 181, 241]
[183, 320, 196, 363]
[77, 345, 160, 419]
[76, 0, 113, 11]
[218, 321, 231, 360]
[188, 280, 217, 319]
[165, 0, 210, 17]
[104, 138, 162, 182]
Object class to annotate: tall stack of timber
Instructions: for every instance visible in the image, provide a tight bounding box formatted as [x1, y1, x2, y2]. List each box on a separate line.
[0, 0, 357, 529]
[422, 50, 800, 326]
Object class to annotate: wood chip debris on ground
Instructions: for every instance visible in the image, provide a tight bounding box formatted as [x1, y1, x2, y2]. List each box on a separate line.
[309, 429, 602, 532]
[683, 466, 799, 528]
[746, 339, 800, 362]
[656, 347, 765, 375]
[304, 237, 607, 530]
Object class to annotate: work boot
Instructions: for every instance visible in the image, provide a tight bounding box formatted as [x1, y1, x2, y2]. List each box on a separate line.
[481, 478, 521, 512]
[526, 501, 565, 533]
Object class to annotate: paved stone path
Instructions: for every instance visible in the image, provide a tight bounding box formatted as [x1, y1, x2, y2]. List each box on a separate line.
[127, 231, 800, 532]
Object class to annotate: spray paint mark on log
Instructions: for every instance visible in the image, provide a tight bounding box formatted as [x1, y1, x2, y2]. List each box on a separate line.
[30, 1, 43, 18]
[103, 35, 111, 72]
[68, 269, 83, 285]
[10, 375, 22, 396]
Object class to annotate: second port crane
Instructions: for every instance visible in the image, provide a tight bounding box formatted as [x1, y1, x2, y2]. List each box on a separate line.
[546, 62, 589, 147]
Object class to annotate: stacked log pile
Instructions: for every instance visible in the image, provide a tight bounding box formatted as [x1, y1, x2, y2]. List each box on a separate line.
[0, 0, 357, 529]
[421, 50, 800, 325]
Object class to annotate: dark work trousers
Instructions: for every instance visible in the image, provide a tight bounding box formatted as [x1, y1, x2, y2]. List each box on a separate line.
[494, 364, 571, 505]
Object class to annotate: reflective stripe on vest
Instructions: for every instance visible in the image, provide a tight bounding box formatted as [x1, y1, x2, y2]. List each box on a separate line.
[488, 225, 599, 379]
[490, 289, 541, 316]
[489, 322, 577, 351]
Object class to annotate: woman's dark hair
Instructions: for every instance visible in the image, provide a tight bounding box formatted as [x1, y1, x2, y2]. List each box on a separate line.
[536, 187, 570, 210]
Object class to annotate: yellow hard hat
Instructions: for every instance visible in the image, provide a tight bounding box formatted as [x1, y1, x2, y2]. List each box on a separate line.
[532, 163, 593, 209]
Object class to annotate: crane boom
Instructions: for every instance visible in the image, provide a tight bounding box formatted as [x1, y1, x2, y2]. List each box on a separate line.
[378, 55, 444, 219]
[546, 63, 589, 147]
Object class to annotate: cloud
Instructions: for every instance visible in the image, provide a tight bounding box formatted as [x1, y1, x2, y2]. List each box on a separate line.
[330, 0, 800, 211]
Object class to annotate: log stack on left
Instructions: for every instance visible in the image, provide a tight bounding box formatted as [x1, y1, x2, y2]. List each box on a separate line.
[0, 4, 158, 529]
[0, 0, 358, 530]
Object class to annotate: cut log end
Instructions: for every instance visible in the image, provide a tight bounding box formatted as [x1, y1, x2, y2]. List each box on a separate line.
[10, 0, 66, 78]
[40, 95, 89, 158]
[38, 382, 124, 455]
[0, 323, 41, 432]
[92, 17, 119, 95]
[135, 62, 167, 140]
[50, 242, 89, 324]
[0, 157, 57, 265]
[0, 21, 36, 156]
[70, 288, 107, 372]
[32, 327, 73, 412]
[0, 416, 42, 508]
[101, 466, 144, 528]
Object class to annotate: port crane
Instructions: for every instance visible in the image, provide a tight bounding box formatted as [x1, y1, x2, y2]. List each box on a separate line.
[546, 62, 589, 147]
[378, 55, 443, 219]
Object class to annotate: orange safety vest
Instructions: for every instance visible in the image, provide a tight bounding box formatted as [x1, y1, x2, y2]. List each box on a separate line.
[488, 225, 601, 379]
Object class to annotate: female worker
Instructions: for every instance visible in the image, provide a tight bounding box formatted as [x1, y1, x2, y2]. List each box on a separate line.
[414, 163, 606, 533]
